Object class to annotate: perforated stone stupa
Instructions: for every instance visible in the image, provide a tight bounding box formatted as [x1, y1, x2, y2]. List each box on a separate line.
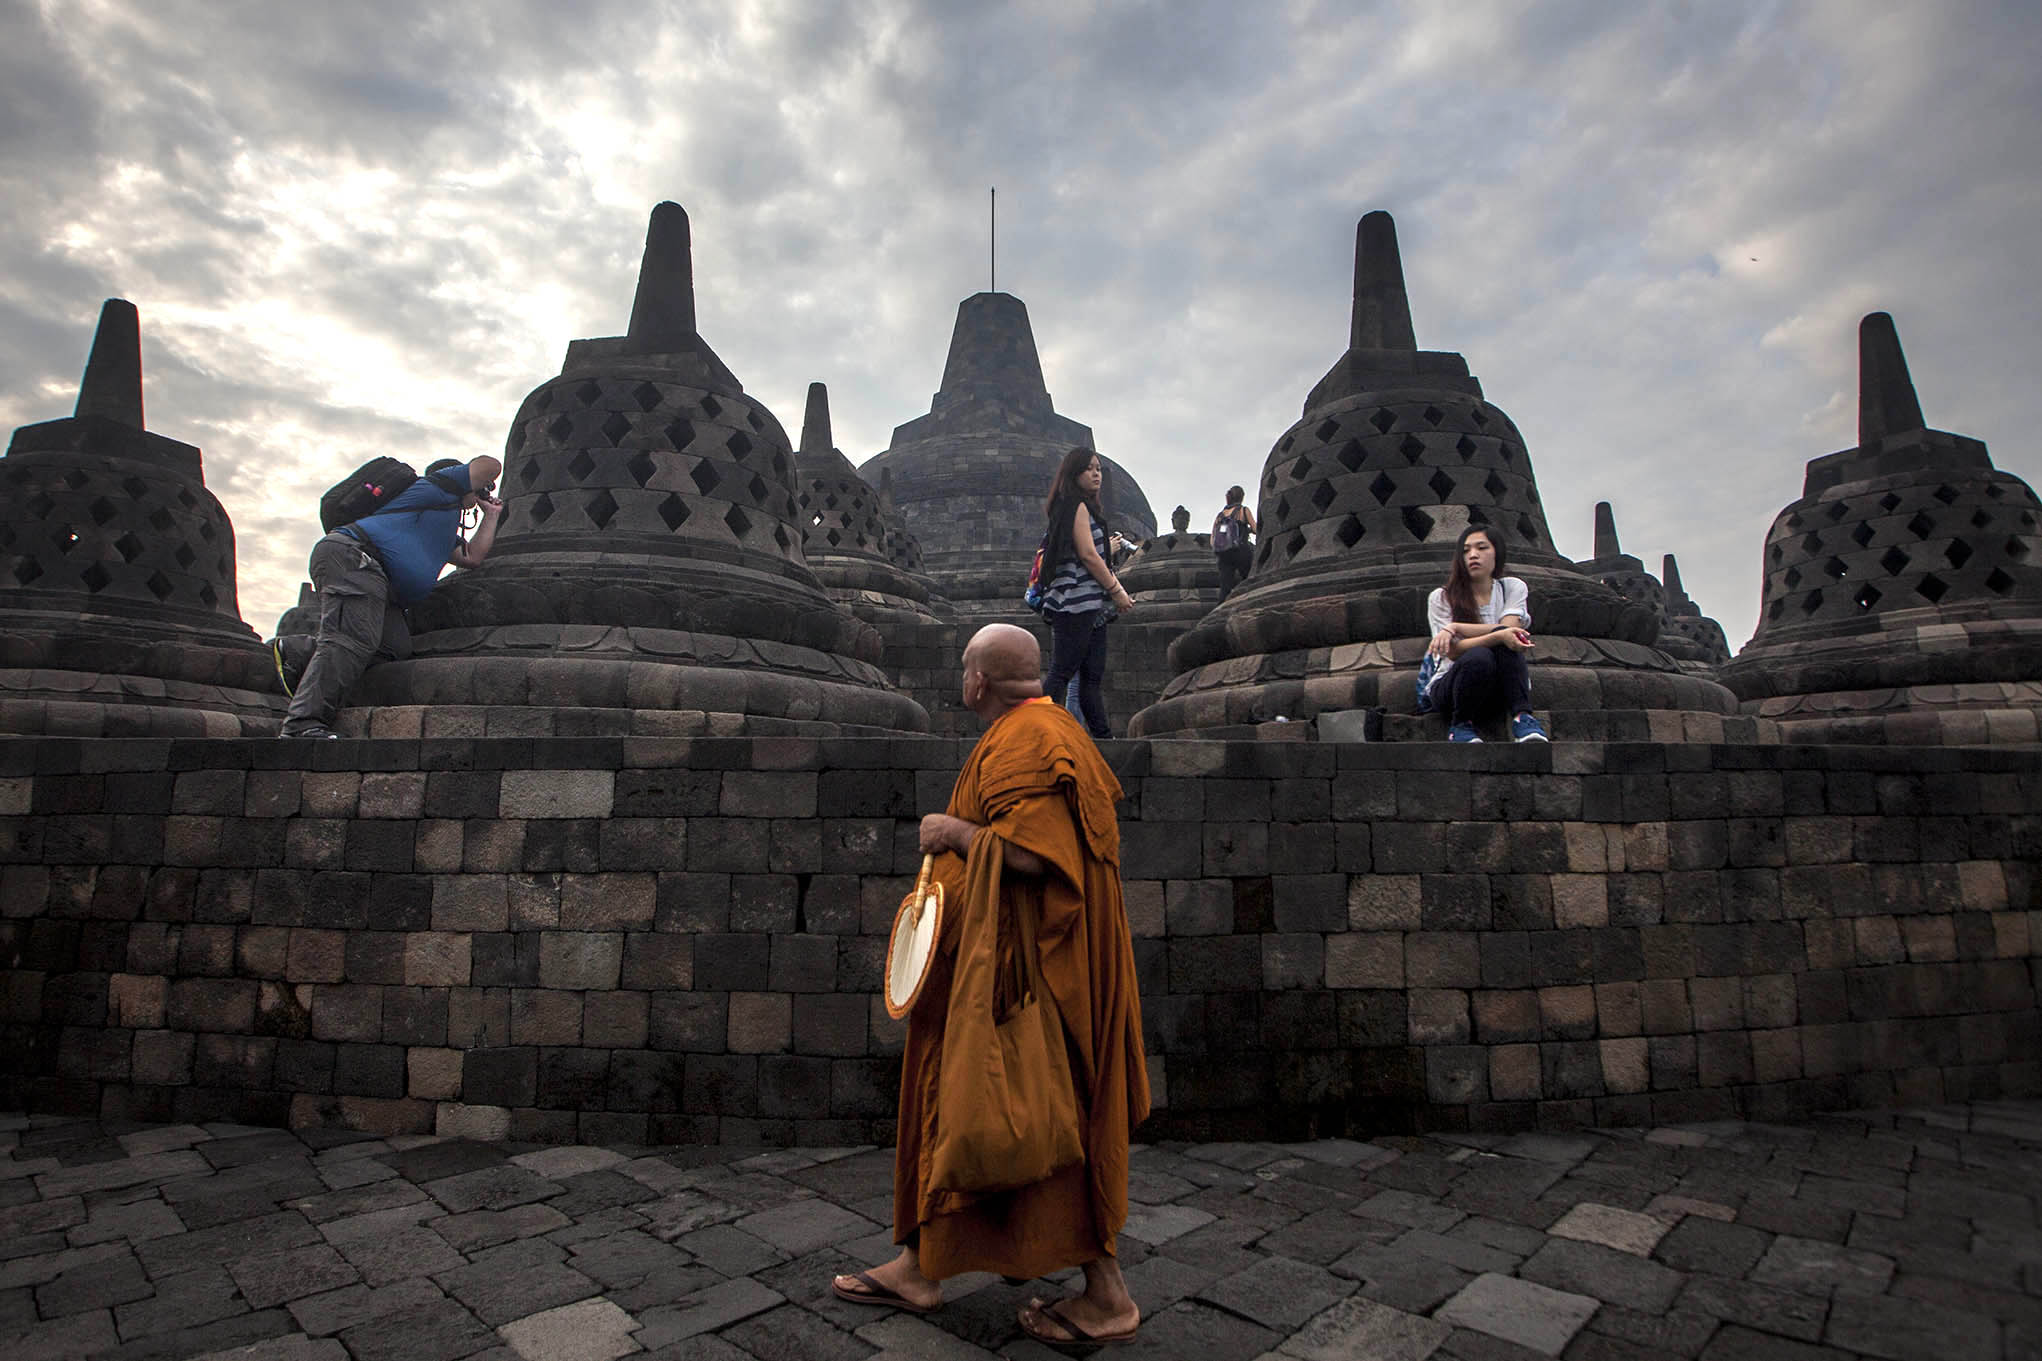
[793, 381, 937, 623]
[1575, 502, 1730, 671]
[0, 300, 282, 736]
[1130, 212, 1757, 741]
[347, 203, 927, 736]
[860, 291, 1156, 615]
[1721, 312, 2042, 743]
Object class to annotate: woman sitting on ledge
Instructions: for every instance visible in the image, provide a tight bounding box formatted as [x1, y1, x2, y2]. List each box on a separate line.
[1422, 525, 1547, 743]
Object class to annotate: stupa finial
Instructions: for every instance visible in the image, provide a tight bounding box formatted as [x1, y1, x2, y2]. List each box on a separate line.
[1662, 553, 1686, 600]
[1593, 501, 1622, 560]
[1350, 211, 1417, 352]
[1858, 311, 1924, 446]
[800, 382, 832, 456]
[625, 202, 697, 352]
[75, 298, 144, 427]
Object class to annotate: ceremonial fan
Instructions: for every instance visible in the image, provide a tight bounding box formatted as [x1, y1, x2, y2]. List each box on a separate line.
[884, 854, 944, 1019]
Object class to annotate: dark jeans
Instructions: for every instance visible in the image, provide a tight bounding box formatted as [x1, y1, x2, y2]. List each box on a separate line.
[1215, 546, 1253, 601]
[1439, 645, 1530, 728]
[1044, 608, 1112, 739]
[279, 532, 410, 736]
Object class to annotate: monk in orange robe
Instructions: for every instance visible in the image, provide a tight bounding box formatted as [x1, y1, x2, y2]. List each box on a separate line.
[832, 623, 1150, 1349]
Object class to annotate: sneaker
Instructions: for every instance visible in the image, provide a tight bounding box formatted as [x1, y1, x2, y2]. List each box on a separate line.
[1448, 723, 1483, 743]
[269, 638, 296, 698]
[1511, 712, 1549, 743]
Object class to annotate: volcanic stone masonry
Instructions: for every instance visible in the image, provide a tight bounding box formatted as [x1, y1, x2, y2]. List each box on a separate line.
[0, 301, 283, 738]
[1130, 212, 1759, 744]
[1576, 502, 1731, 673]
[335, 203, 928, 739]
[1721, 312, 2042, 744]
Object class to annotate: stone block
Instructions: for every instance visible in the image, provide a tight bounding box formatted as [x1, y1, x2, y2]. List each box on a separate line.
[1406, 932, 1479, 988]
[560, 873, 655, 929]
[1689, 976, 1743, 1031]
[728, 993, 791, 1053]
[768, 934, 837, 992]
[1594, 981, 1642, 1036]
[310, 984, 382, 1042]
[1600, 1037, 1649, 1094]
[1551, 875, 1607, 928]
[461, 1047, 537, 1107]
[581, 992, 648, 1048]
[1166, 880, 1232, 936]
[1408, 989, 1469, 1044]
[621, 933, 691, 990]
[537, 933, 622, 990]
[1263, 933, 1324, 989]
[1539, 985, 1597, 1040]
[1326, 934, 1405, 992]
[431, 875, 507, 932]
[133, 1028, 196, 1084]
[500, 770, 613, 818]
[509, 989, 583, 1047]
[107, 973, 166, 1029]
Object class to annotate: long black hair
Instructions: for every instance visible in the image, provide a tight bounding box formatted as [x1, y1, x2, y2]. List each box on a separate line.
[1443, 524, 1505, 623]
[1043, 446, 1110, 570]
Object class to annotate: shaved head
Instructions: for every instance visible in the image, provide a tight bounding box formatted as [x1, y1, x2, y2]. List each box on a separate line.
[961, 624, 1044, 718]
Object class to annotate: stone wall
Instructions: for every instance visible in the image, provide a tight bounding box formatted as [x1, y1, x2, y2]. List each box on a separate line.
[1, 736, 2036, 1147]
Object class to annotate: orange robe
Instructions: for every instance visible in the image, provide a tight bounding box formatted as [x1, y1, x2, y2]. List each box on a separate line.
[894, 697, 1151, 1280]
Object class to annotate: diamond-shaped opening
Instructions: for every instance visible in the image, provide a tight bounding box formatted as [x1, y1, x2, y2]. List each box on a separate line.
[13, 558, 42, 586]
[2009, 537, 2031, 559]
[530, 493, 555, 524]
[55, 527, 82, 553]
[1915, 573, 1948, 602]
[1275, 496, 1292, 521]
[573, 379, 602, 406]
[601, 412, 632, 445]
[586, 489, 619, 529]
[1370, 408, 1396, 434]
[520, 457, 542, 487]
[726, 431, 752, 460]
[547, 413, 573, 441]
[1972, 509, 1992, 529]
[122, 476, 148, 499]
[774, 523, 792, 550]
[632, 382, 663, 413]
[699, 394, 722, 419]
[1826, 500, 1848, 522]
[1467, 507, 1489, 527]
[1336, 439, 1365, 473]
[198, 582, 218, 607]
[1879, 493, 1901, 512]
[175, 490, 196, 512]
[82, 562, 113, 592]
[690, 461, 721, 495]
[506, 426, 527, 457]
[1851, 523, 1875, 548]
[1284, 532, 1304, 559]
[724, 505, 752, 538]
[148, 507, 174, 531]
[1800, 589, 1823, 614]
[1422, 405, 1444, 426]
[173, 544, 194, 567]
[772, 452, 788, 477]
[1516, 514, 1539, 546]
[1767, 598, 1784, 622]
[825, 528, 841, 546]
[1986, 483, 2006, 499]
[748, 474, 769, 502]
[1985, 567, 2014, 594]
[1933, 484, 1957, 505]
[1334, 515, 1364, 548]
[1293, 454, 1314, 480]
[1783, 565, 1803, 589]
[1497, 442, 1517, 465]
[145, 569, 173, 600]
[567, 451, 596, 481]
[197, 521, 215, 542]
[665, 418, 696, 450]
[1944, 539, 1972, 569]
[1369, 472, 1397, 505]
[1473, 470, 1503, 500]
[1455, 435, 1477, 461]
[1907, 512, 1935, 539]
[1315, 419, 1340, 443]
[627, 452, 658, 488]
[1310, 482, 1336, 512]
[1469, 406, 1490, 428]
[1785, 513, 1804, 530]
[64, 469, 89, 490]
[1399, 435, 1425, 465]
[657, 493, 690, 531]
[748, 409, 765, 432]
[1824, 555, 1848, 579]
[1854, 584, 1881, 610]
[1427, 469, 1456, 500]
[1402, 505, 1435, 542]
[1799, 532, 1822, 554]
[1769, 545, 1783, 565]
[112, 532, 144, 562]
[86, 497, 117, 526]
[1277, 434, 1294, 454]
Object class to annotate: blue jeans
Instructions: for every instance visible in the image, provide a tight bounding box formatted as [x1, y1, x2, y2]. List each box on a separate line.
[1045, 609, 1112, 739]
[1439, 645, 1530, 728]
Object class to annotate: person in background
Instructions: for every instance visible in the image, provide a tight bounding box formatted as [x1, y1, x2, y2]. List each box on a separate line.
[1037, 448, 1133, 740]
[1422, 524, 1547, 743]
[1211, 485, 1256, 601]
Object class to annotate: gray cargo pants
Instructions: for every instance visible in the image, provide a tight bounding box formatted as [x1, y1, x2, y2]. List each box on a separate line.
[278, 531, 411, 737]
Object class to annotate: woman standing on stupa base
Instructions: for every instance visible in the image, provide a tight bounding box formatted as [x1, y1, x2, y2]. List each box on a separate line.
[1038, 447, 1133, 739]
[1422, 524, 1548, 743]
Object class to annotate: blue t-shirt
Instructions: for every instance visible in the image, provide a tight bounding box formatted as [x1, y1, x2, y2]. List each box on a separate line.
[350, 465, 472, 605]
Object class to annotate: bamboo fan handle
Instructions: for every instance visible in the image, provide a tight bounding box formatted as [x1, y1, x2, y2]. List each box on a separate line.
[910, 853, 936, 925]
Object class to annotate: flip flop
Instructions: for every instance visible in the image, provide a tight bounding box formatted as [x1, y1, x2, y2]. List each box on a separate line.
[831, 1269, 939, 1315]
[1018, 1299, 1139, 1350]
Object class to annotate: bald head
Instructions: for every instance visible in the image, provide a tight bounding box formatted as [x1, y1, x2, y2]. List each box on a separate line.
[961, 624, 1044, 718]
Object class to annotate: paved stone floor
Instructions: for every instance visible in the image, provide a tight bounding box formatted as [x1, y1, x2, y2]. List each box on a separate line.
[2, 1103, 2040, 1361]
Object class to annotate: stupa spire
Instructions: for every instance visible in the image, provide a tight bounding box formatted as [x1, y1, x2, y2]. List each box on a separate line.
[624, 201, 697, 352]
[1593, 502, 1622, 560]
[1858, 311, 1924, 446]
[1350, 210, 1417, 352]
[1662, 553, 1686, 600]
[800, 382, 832, 457]
[75, 298, 144, 427]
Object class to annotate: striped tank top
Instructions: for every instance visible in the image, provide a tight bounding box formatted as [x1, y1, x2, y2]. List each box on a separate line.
[1042, 508, 1111, 616]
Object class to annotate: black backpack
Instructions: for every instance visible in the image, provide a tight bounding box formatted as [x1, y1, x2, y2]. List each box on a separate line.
[319, 458, 462, 532]
[1212, 507, 1247, 552]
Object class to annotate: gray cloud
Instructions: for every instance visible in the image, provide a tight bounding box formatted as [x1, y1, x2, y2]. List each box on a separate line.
[0, 0, 2035, 654]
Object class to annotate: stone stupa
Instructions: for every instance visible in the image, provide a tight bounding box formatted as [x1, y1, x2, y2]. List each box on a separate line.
[1721, 312, 2042, 743]
[345, 203, 927, 736]
[0, 300, 283, 736]
[1657, 553, 1731, 668]
[1130, 212, 1758, 742]
[1574, 502, 1729, 672]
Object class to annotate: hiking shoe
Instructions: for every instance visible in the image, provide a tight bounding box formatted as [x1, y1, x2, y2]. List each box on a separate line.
[269, 638, 296, 698]
[1448, 723, 1483, 743]
[1511, 712, 1549, 743]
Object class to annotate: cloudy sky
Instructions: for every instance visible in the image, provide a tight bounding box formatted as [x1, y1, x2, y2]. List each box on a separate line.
[3, 0, 2037, 652]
